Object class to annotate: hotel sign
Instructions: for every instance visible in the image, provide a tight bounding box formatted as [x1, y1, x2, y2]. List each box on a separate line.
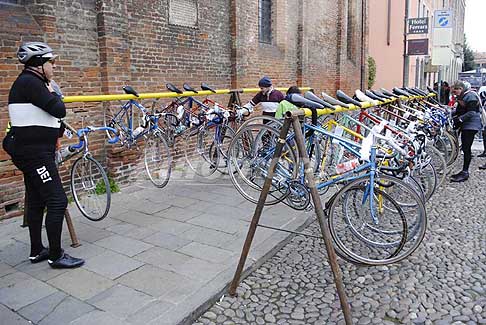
[407, 39, 429, 55]
[408, 18, 429, 34]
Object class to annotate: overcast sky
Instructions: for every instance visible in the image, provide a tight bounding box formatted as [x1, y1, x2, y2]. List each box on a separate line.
[465, 0, 486, 52]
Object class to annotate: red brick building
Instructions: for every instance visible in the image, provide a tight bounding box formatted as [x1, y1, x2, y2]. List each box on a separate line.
[0, 0, 368, 218]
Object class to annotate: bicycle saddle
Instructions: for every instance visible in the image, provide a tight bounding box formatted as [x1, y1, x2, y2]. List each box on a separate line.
[371, 89, 392, 100]
[201, 83, 216, 93]
[355, 90, 379, 105]
[426, 86, 437, 95]
[287, 93, 325, 109]
[304, 91, 335, 109]
[336, 90, 362, 107]
[166, 83, 183, 94]
[321, 91, 350, 108]
[393, 87, 412, 97]
[365, 90, 383, 101]
[380, 88, 399, 98]
[123, 86, 139, 97]
[183, 83, 198, 93]
[404, 87, 421, 96]
[410, 87, 428, 96]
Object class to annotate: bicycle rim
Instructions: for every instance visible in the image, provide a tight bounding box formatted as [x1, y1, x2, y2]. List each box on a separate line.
[329, 182, 408, 265]
[184, 126, 220, 177]
[228, 123, 297, 205]
[144, 131, 172, 188]
[70, 156, 111, 221]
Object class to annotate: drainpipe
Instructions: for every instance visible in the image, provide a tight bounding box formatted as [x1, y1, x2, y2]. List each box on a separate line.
[403, 0, 410, 87]
[360, 0, 366, 89]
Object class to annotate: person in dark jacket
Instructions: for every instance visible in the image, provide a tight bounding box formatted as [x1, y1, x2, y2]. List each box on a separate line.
[450, 80, 482, 182]
[4, 42, 84, 268]
[242, 76, 285, 118]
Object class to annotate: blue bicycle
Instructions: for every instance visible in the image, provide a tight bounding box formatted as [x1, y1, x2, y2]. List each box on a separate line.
[104, 86, 172, 188]
[58, 122, 119, 221]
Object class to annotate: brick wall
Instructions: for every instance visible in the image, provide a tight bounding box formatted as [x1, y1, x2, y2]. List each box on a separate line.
[0, 0, 368, 218]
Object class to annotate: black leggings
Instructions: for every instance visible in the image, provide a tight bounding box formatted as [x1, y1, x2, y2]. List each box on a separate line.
[461, 130, 477, 172]
[12, 147, 67, 260]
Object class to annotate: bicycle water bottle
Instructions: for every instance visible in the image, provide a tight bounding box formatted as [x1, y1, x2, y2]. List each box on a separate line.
[57, 145, 77, 164]
[133, 126, 144, 138]
[190, 116, 200, 127]
[335, 158, 360, 174]
[177, 105, 184, 120]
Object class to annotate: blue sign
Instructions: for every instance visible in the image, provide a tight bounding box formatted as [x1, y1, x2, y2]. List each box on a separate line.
[434, 10, 452, 28]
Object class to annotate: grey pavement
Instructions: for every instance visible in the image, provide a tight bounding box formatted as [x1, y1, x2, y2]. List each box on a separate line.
[195, 155, 486, 324]
[0, 171, 311, 324]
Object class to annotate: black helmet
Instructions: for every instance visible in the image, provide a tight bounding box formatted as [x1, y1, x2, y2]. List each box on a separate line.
[17, 42, 55, 66]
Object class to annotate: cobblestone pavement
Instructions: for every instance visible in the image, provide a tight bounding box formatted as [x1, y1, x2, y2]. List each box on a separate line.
[195, 157, 486, 325]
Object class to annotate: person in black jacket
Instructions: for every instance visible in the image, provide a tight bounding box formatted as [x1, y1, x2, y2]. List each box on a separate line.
[450, 80, 482, 182]
[5, 42, 84, 268]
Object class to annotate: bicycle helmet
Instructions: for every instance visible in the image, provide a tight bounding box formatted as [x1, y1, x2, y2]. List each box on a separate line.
[17, 42, 55, 66]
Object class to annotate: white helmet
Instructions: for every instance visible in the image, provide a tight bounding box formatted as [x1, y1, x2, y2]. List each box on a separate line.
[17, 42, 55, 66]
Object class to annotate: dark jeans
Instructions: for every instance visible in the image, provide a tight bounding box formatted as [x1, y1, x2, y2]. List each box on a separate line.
[461, 130, 477, 172]
[12, 146, 67, 260]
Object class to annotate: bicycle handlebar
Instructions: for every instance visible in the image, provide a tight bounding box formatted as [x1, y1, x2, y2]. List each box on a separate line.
[76, 126, 120, 145]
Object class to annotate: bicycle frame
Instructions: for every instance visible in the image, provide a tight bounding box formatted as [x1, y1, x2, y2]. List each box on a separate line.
[114, 100, 161, 142]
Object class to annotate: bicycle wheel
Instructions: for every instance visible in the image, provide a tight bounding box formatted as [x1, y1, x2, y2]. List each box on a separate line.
[228, 123, 298, 205]
[70, 155, 111, 221]
[328, 181, 408, 265]
[209, 124, 236, 175]
[425, 143, 447, 187]
[184, 125, 220, 177]
[412, 161, 437, 201]
[333, 173, 427, 265]
[144, 130, 172, 188]
[440, 131, 459, 167]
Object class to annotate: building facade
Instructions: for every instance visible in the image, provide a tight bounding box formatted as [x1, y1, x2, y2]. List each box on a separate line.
[368, 0, 465, 90]
[0, 0, 368, 218]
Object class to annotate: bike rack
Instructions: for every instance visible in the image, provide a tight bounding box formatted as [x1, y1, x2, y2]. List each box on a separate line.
[228, 110, 353, 325]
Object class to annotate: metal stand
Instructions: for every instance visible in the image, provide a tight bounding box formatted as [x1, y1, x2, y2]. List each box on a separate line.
[228, 110, 353, 324]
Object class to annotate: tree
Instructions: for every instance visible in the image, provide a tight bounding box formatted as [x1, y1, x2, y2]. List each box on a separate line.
[367, 56, 376, 88]
[463, 35, 475, 72]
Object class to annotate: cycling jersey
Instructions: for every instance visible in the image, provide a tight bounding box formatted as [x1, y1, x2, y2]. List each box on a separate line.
[8, 69, 66, 147]
[248, 88, 285, 113]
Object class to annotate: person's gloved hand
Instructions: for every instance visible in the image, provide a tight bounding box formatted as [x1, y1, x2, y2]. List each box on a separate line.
[452, 116, 463, 130]
[242, 103, 254, 112]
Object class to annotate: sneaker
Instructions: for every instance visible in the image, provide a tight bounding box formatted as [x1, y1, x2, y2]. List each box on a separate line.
[480, 164, 486, 170]
[48, 251, 84, 269]
[29, 248, 49, 264]
[450, 170, 464, 178]
[478, 152, 486, 158]
[450, 171, 469, 183]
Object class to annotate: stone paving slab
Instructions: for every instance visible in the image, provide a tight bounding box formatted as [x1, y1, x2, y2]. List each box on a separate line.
[0, 272, 58, 311]
[0, 177, 310, 324]
[94, 234, 153, 257]
[47, 268, 115, 301]
[87, 284, 154, 318]
[83, 250, 145, 280]
[0, 304, 30, 325]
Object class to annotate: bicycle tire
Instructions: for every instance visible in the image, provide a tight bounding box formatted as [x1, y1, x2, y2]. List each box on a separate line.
[334, 173, 427, 265]
[228, 123, 298, 205]
[184, 125, 220, 177]
[70, 155, 111, 221]
[144, 130, 172, 188]
[328, 182, 408, 265]
[426, 143, 447, 187]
